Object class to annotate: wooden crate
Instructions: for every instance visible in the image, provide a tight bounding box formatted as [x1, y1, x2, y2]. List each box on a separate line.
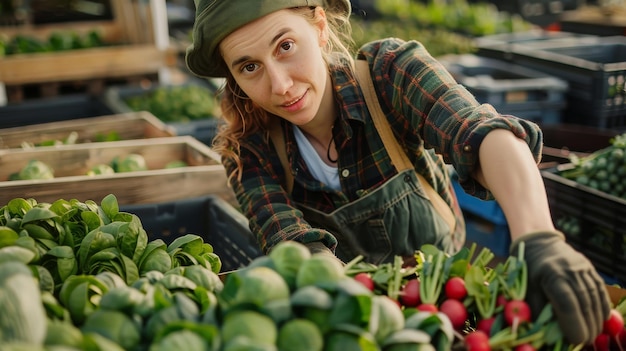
[0, 0, 175, 102]
[0, 45, 169, 85]
[0, 136, 235, 206]
[0, 111, 176, 149]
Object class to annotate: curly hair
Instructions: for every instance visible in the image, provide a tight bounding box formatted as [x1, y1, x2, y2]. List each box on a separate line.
[211, 6, 355, 183]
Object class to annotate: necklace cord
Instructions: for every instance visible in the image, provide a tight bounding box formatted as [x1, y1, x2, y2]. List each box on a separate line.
[326, 125, 338, 163]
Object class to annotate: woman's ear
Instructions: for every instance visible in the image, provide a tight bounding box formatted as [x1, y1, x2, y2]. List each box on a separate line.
[314, 7, 329, 47]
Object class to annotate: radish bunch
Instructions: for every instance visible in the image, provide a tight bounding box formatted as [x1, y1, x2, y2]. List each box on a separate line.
[345, 243, 626, 351]
[592, 308, 626, 351]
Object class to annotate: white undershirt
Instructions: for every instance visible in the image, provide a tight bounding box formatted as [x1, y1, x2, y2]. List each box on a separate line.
[293, 126, 340, 191]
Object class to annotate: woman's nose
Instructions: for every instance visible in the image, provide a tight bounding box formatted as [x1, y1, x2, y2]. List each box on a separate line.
[267, 64, 293, 96]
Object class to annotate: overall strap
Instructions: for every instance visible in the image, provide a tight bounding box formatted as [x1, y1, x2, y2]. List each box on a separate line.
[269, 118, 294, 194]
[354, 60, 456, 232]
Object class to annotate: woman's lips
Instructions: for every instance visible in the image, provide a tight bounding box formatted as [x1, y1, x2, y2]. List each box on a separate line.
[281, 90, 307, 112]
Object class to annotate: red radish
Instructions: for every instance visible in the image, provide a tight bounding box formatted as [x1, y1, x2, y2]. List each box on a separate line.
[514, 343, 536, 351]
[353, 272, 375, 291]
[603, 309, 625, 337]
[440, 298, 468, 330]
[444, 276, 468, 300]
[504, 299, 531, 326]
[399, 279, 421, 307]
[476, 317, 495, 336]
[594, 333, 611, 351]
[618, 327, 626, 346]
[465, 330, 491, 351]
[416, 303, 438, 313]
[496, 294, 508, 308]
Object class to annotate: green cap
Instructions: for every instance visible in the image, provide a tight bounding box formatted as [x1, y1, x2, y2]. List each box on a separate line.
[185, 0, 351, 78]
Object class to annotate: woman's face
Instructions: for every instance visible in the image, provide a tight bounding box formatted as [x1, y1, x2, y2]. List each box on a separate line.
[219, 8, 330, 126]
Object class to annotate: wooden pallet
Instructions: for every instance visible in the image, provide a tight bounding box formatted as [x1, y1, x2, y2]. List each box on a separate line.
[0, 0, 174, 104]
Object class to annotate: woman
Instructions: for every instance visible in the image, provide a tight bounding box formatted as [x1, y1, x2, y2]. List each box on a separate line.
[185, 0, 610, 344]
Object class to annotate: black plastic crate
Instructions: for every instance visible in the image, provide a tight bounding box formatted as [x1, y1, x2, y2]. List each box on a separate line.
[559, 6, 626, 37]
[475, 30, 592, 61]
[120, 195, 263, 273]
[540, 123, 619, 166]
[0, 94, 114, 129]
[104, 80, 222, 146]
[542, 165, 626, 284]
[506, 35, 626, 130]
[480, 0, 582, 26]
[439, 54, 567, 126]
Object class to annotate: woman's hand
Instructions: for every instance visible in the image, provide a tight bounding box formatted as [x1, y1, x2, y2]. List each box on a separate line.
[511, 230, 611, 345]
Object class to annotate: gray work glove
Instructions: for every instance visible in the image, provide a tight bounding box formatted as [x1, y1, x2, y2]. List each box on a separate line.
[510, 231, 611, 345]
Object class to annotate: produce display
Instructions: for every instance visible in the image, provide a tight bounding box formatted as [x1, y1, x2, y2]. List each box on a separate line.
[558, 133, 626, 200]
[345, 245, 626, 351]
[0, 194, 223, 350]
[543, 133, 626, 283]
[0, 30, 105, 56]
[1, 193, 624, 350]
[8, 154, 190, 180]
[350, 0, 535, 59]
[370, 0, 534, 37]
[123, 85, 220, 124]
[19, 131, 122, 149]
[351, 20, 478, 58]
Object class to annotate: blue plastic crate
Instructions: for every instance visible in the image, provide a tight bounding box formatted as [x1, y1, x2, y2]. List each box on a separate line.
[120, 195, 263, 273]
[464, 212, 510, 259]
[452, 178, 507, 226]
[452, 176, 510, 258]
[439, 54, 568, 126]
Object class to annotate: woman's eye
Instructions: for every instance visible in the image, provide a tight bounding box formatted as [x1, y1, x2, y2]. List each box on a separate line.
[279, 41, 294, 53]
[242, 63, 257, 72]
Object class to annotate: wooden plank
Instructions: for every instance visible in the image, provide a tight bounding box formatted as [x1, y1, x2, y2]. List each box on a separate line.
[111, 0, 142, 44]
[0, 166, 235, 207]
[0, 111, 176, 149]
[0, 136, 235, 206]
[0, 45, 168, 85]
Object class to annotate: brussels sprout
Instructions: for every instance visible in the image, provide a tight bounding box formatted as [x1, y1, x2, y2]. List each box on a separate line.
[277, 318, 323, 351]
[15, 160, 54, 180]
[220, 266, 289, 310]
[295, 254, 345, 290]
[150, 329, 213, 351]
[87, 164, 115, 176]
[221, 310, 277, 346]
[268, 241, 311, 290]
[325, 324, 379, 351]
[112, 154, 148, 173]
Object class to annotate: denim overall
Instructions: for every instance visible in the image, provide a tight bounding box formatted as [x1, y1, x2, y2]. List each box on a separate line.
[296, 168, 456, 264]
